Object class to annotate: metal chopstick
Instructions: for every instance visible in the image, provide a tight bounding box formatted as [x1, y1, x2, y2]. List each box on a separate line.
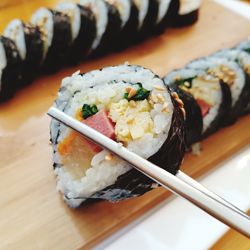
[177, 171, 248, 218]
[47, 107, 250, 238]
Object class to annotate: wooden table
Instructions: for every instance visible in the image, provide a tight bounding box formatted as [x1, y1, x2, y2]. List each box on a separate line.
[0, 1, 250, 249]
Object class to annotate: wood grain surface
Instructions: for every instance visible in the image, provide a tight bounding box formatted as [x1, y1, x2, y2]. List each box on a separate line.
[210, 210, 250, 250]
[0, 1, 250, 249]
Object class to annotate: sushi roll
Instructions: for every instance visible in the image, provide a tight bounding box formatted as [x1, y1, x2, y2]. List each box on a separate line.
[155, 0, 180, 33]
[80, 0, 122, 55]
[105, 0, 139, 49]
[55, 2, 96, 64]
[164, 68, 231, 143]
[50, 64, 185, 207]
[213, 49, 250, 115]
[0, 36, 22, 102]
[31, 8, 72, 73]
[131, 0, 149, 29]
[187, 57, 245, 124]
[4, 19, 44, 84]
[138, 0, 159, 38]
[172, 0, 201, 27]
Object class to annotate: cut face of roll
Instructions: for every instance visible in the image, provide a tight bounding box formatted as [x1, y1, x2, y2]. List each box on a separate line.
[164, 68, 231, 143]
[4, 19, 44, 84]
[55, 3, 96, 64]
[31, 8, 72, 73]
[50, 64, 185, 207]
[0, 36, 22, 102]
[187, 57, 245, 124]
[172, 0, 200, 27]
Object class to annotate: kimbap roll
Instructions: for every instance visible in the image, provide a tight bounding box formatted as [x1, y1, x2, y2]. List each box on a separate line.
[164, 68, 231, 143]
[172, 0, 201, 27]
[132, 0, 148, 28]
[4, 19, 44, 84]
[187, 57, 245, 124]
[80, 0, 122, 55]
[50, 64, 185, 207]
[213, 49, 250, 115]
[155, 0, 180, 33]
[105, 0, 139, 49]
[55, 3, 96, 64]
[0, 36, 22, 102]
[31, 8, 72, 73]
[138, 0, 159, 39]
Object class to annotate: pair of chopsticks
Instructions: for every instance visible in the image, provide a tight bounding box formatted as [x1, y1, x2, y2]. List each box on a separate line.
[48, 107, 250, 238]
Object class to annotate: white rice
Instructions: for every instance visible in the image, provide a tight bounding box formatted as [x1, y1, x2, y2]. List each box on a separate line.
[56, 3, 81, 41]
[187, 57, 245, 106]
[53, 64, 173, 207]
[80, 0, 108, 49]
[4, 19, 26, 60]
[237, 37, 250, 51]
[31, 8, 54, 58]
[0, 40, 7, 91]
[178, 0, 201, 15]
[106, 0, 131, 28]
[156, 0, 171, 24]
[133, 0, 149, 28]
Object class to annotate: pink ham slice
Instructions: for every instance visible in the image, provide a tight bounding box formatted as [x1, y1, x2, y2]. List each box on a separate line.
[196, 99, 211, 117]
[82, 109, 115, 152]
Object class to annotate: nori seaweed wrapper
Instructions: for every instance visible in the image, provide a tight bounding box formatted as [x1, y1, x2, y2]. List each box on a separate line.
[241, 73, 250, 115]
[172, 9, 199, 27]
[22, 23, 44, 84]
[68, 5, 97, 64]
[203, 81, 231, 137]
[0, 36, 22, 102]
[42, 9, 72, 73]
[137, 0, 159, 41]
[169, 84, 202, 148]
[93, 2, 122, 56]
[114, 2, 139, 50]
[156, 0, 180, 33]
[82, 89, 185, 202]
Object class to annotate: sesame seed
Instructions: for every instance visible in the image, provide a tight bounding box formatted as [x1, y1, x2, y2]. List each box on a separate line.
[128, 88, 137, 98]
[157, 94, 165, 103]
[176, 98, 184, 107]
[105, 154, 113, 161]
[154, 85, 165, 91]
[171, 92, 178, 99]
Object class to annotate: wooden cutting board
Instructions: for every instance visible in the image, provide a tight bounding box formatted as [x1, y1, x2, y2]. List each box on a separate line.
[0, 1, 250, 249]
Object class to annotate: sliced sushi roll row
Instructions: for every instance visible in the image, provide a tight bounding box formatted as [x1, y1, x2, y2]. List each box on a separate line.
[0, 0, 201, 102]
[164, 37, 250, 148]
[50, 64, 185, 207]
